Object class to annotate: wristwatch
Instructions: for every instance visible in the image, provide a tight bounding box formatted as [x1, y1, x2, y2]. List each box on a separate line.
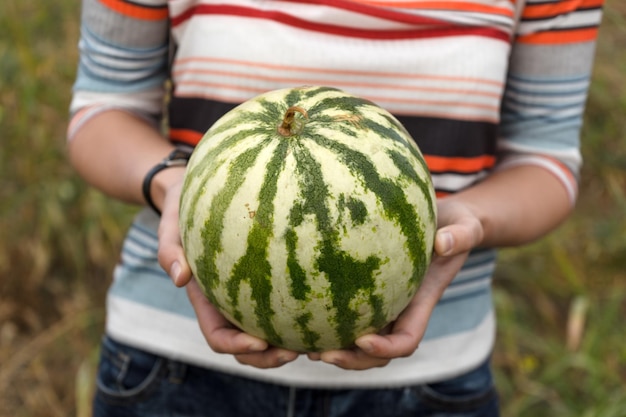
[142, 147, 193, 216]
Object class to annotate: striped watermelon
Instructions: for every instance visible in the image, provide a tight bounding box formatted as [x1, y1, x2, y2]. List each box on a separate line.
[179, 86, 437, 352]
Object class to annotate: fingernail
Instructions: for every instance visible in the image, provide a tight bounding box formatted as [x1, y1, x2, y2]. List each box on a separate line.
[170, 261, 182, 285]
[357, 340, 374, 354]
[323, 353, 342, 366]
[248, 341, 266, 352]
[438, 231, 453, 256]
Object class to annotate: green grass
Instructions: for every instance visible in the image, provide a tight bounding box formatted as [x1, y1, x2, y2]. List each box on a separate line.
[0, 2, 136, 415]
[493, 3, 626, 415]
[0, 1, 624, 416]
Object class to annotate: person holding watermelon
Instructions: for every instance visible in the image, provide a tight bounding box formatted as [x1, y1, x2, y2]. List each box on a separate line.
[68, 0, 604, 416]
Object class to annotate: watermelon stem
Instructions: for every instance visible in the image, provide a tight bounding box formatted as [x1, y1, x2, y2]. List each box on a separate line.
[278, 106, 309, 137]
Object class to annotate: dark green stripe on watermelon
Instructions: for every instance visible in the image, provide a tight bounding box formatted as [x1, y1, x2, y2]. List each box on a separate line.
[295, 312, 321, 352]
[227, 138, 292, 347]
[183, 99, 290, 301]
[306, 130, 429, 288]
[188, 141, 271, 307]
[283, 138, 387, 350]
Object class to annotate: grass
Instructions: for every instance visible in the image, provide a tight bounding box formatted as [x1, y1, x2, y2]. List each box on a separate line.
[493, 3, 626, 415]
[0, 1, 624, 416]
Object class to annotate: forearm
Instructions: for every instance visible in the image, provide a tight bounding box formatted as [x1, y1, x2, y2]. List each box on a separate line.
[68, 110, 185, 211]
[444, 164, 573, 249]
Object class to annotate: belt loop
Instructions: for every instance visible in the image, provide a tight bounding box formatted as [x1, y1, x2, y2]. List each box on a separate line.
[287, 386, 296, 417]
[167, 360, 187, 384]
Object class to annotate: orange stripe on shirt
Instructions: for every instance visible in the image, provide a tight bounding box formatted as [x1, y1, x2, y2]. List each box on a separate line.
[353, 1, 514, 17]
[169, 128, 204, 146]
[173, 68, 502, 99]
[99, 0, 169, 20]
[518, 27, 599, 45]
[534, 154, 577, 185]
[174, 56, 504, 87]
[175, 80, 501, 114]
[424, 154, 496, 173]
[522, 0, 604, 20]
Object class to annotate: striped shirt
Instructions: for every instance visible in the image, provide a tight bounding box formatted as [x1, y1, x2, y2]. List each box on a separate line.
[69, 0, 603, 386]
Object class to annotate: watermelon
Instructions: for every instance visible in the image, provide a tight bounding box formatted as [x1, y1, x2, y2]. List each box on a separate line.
[179, 86, 437, 352]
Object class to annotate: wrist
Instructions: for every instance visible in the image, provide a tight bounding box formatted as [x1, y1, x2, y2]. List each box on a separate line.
[150, 166, 187, 214]
[142, 147, 192, 215]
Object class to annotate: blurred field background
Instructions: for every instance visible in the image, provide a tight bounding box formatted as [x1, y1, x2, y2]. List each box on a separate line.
[0, 1, 624, 416]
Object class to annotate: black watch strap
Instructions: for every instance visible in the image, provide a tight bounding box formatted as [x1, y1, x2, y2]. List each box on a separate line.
[142, 147, 193, 216]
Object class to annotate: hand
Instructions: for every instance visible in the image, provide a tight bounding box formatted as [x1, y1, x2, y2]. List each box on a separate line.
[157, 180, 300, 368]
[186, 279, 300, 368]
[307, 199, 484, 370]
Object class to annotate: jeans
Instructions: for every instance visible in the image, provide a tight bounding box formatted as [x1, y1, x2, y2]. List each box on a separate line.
[93, 336, 499, 417]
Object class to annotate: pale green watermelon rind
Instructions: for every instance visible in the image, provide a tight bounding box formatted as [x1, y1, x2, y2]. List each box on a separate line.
[179, 86, 437, 351]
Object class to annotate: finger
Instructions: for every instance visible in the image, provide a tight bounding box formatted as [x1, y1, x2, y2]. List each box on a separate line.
[318, 348, 390, 370]
[353, 252, 470, 359]
[235, 348, 300, 369]
[157, 183, 192, 287]
[434, 208, 483, 257]
[186, 280, 268, 354]
[352, 295, 430, 359]
[408, 252, 469, 327]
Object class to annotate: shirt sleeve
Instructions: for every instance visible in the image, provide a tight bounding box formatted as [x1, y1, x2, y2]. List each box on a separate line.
[497, 0, 605, 204]
[68, 0, 170, 139]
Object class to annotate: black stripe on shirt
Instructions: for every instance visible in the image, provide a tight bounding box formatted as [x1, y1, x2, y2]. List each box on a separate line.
[168, 96, 497, 159]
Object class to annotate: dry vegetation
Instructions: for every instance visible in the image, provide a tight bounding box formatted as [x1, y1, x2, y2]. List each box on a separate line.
[1, 1, 625, 416]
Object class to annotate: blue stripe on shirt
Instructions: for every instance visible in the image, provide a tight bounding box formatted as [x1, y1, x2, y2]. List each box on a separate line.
[112, 213, 497, 340]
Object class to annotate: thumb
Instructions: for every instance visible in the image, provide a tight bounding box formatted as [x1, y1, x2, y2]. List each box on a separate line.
[434, 217, 483, 257]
